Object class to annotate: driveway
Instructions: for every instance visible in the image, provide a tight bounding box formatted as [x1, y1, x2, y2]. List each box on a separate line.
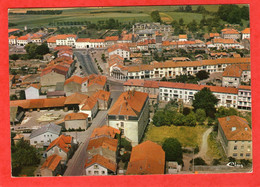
[195, 127, 213, 163]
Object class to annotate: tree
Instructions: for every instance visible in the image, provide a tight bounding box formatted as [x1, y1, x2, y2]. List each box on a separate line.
[121, 138, 132, 151]
[190, 157, 207, 165]
[162, 138, 183, 165]
[187, 19, 198, 33]
[172, 113, 185, 126]
[196, 70, 209, 80]
[179, 18, 184, 26]
[151, 11, 161, 22]
[196, 5, 207, 14]
[184, 112, 197, 126]
[216, 106, 238, 118]
[121, 152, 131, 163]
[152, 111, 165, 126]
[11, 139, 41, 176]
[35, 43, 50, 55]
[19, 90, 26, 100]
[10, 94, 18, 100]
[24, 43, 38, 59]
[192, 87, 218, 118]
[183, 107, 191, 115]
[195, 109, 206, 124]
[185, 5, 192, 12]
[10, 54, 19, 61]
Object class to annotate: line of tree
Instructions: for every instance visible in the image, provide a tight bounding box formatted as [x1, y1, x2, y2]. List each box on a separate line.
[150, 11, 161, 23]
[90, 10, 132, 14]
[9, 10, 63, 15]
[217, 5, 249, 24]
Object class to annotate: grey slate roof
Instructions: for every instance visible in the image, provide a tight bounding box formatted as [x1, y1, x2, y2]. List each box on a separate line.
[29, 123, 61, 139]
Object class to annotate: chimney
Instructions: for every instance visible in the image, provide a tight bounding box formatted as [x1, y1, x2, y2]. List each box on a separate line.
[231, 127, 236, 131]
[245, 127, 248, 131]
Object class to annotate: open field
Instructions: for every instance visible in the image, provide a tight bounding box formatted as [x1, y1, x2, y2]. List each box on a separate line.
[143, 124, 209, 147]
[9, 5, 242, 29]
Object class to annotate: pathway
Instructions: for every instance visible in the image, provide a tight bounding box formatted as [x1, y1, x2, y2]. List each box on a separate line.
[196, 127, 213, 163]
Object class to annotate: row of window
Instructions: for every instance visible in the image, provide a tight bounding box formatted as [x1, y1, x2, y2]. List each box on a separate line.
[234, 145, 251, 151]
[233, 153, 251, 157]
[88, 170, 105, 175]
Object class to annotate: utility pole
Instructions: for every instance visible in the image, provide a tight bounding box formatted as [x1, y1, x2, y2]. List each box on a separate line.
[193, 148, 195, 173]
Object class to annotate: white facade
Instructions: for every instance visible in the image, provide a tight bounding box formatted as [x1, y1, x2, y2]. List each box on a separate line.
[25, 86, 40, 100]
[109, 49, 130, 60]
[108, 98, 149, 146]
[86, 164, 108, 176]
[17, 39, 30, 46]
[242, 33, 250, 40]
[9, 38, 17, 45]
[56, 37, 77, 47]
[222, 77, 241, 88]
[159, 86, 238, 108]
[79, 102, 99, 120]
[30, 132, 59, 147]
[237, 88, 251, 110]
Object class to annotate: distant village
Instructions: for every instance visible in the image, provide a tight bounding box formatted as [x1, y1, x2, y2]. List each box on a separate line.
[9, 20, 252, 177]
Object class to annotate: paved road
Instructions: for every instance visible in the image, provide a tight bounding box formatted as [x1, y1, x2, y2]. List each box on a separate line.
[196, 127, 213, 162]
[63, 110, 108, 176]
[74, 51, 99, 75]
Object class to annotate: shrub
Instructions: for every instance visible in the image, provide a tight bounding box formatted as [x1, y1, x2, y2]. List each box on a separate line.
[121, 138, 132, 151]
[121, 152, 131, 163]
[212, 159, 220, 165]
[190, 157, 207, 165]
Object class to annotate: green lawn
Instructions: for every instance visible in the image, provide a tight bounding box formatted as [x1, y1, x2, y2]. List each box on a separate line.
[19, 165, 38, 177]
[206, 131, 227, 162]
[143, 124, 209, 148]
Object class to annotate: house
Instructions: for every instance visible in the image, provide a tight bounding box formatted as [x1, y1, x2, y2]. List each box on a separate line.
[179, 34, 187, 41]
[40, 154, 62, 176]
[211, 38, 243, 50]
[78, 96, 98, 120]
[92, 90, 111, 110]
[105, 36, 119, 46]
[17, 35, 30, 46]
[90, 125, 120, 140]
[64, 74, 107, 95]
[241, 28, 250, 40]
[64, 92, 89, 111]
[237, 85, 251, 110]
[64, 75, 88, 95]
[222, 63, 251, 88]
[87, 137, 118, 163]
[108, 43, 130, 60]
[40, 65, 68, 87]
[126, 141, 165, 175]
[25, 84, 41, 100]
[46, 135, 75, 164]
[218, 115, 252, 159]
[209, 33, 220, 39]
[29, 123, 61, 148]
[108, 91, 149, 146]
[8, 28, 20, 36]
[75, 38, 91, 49]
[85, 154, 117, 176]
[64, 112, 89, 130]
[221, 28, 240, 40]
[8, 35, 18, 45]
[47, 34, 78, 48]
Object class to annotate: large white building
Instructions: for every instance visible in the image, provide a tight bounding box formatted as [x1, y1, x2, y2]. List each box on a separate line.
[25, 84, 41, 100]
[126, 58, 250, 79]
[108, 43, 130, 60]
[47, 34, 77, 48]
[107, 91, 149, 146]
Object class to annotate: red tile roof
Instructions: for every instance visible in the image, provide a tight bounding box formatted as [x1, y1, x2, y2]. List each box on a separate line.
[218, 116, 251, 141]
[179, 34, 187, 39]
[80, 96, 98, 110]
[221, 28, 240, 34]
[88, 74, 107, 87]
[238, 85, 251, 90]
[108, 43, 130, 52]
[41, 154, 62, 171]
[213, 38, 239, 44]
[126, 141, 165, 175]
[105, 36, 119, 41]
[8, 35, 18, 39]
[84, 154, 116, 172]
[223, 63, 250, 77]
[87, 137, 118, 152]
[76, 38, 91, 42]
[64, 75, 88, 85]
[8, 28, 20, 33]
[27, 83, 41, 90]
[64, 112, 88, 121]
[64, 93, 89, 105]
[108, 91, 148, 116]
[241, 28, 250, 34]
[127, 58, 250, 72]
[90, 125, 120, 139]
[92, 90, 111, 101]
[46, 135, 72, 153]
[210, 33, 220, 38]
